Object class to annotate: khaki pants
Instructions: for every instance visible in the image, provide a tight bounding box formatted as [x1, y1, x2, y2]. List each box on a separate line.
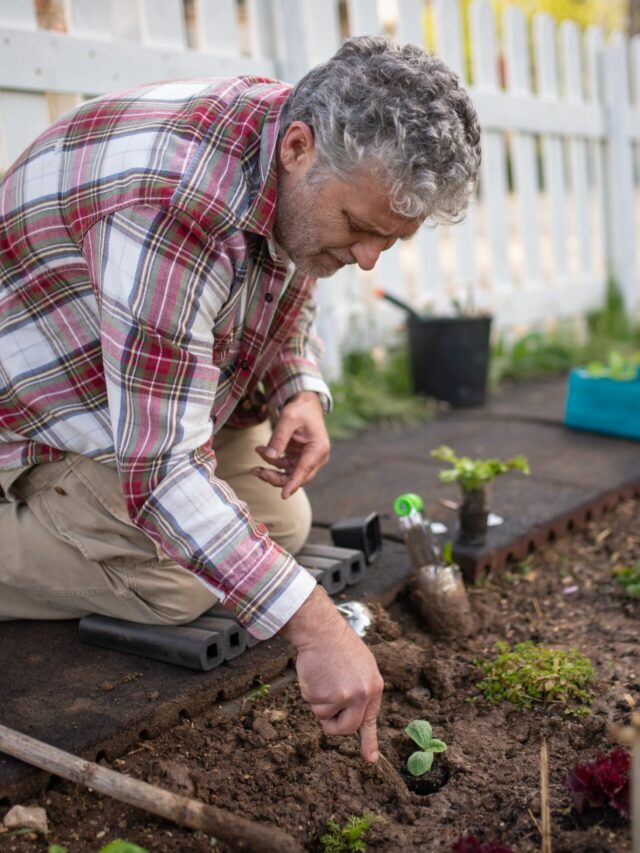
[0, 421, 311, 624]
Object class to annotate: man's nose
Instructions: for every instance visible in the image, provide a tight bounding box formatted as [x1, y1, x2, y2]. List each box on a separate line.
[350, 238, 393, 271]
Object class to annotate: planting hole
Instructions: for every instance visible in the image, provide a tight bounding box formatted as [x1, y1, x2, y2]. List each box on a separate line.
[332, 569, 341, 583]
[402, 753, 450, 796]
[230, 632, 241, 648]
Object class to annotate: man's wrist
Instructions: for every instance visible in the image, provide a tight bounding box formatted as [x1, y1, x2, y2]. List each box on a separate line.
[278, 585, 345, 649]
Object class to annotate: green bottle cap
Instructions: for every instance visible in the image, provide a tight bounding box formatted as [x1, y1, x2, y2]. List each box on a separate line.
[393, 492, 424, 517]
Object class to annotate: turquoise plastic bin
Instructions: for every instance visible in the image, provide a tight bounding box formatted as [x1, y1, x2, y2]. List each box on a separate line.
[564, 367, 640, 441]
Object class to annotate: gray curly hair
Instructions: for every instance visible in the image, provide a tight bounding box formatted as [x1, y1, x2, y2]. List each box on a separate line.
[279, 36, 481, 223]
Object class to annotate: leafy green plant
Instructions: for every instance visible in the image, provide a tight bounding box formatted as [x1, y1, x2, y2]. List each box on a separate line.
[97, 843, 149, 853]
[441, 540, 454, 566]
[585, 350, 640, 380]
[48, 846, 68, 853]
[613, 562, 640, 597]
[474, 642, 595, 715]
[326, 348, 432, 439]
[431, 446, 530, 492]
[320, 812, 384, 853]
[404, 720, 447, 776]
[490, 280, 640, 388]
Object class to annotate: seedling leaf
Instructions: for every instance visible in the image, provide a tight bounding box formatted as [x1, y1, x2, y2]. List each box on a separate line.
[97, 842, 149, 853]
[429, 738, 447, 753]
[407, 750, 433, 776]
[405, 719, 432, 750]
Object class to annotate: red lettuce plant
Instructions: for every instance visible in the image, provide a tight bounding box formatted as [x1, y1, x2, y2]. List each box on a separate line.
[564, 747, 630, 817]
[451, 837, 513, 853]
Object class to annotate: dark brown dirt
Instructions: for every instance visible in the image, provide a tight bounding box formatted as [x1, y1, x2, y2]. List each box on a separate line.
[1, 498, 638, 853]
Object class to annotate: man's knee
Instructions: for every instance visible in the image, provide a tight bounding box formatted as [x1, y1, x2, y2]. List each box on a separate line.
[268, 488, 312, 555]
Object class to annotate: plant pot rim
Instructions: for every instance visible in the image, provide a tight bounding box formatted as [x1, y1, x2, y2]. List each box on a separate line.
[408, 314, 493, 325]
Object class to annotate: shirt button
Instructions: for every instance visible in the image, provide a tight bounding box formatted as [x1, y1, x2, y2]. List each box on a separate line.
[240, 359, 250, 371]
[265, 293, 273, 303]
[54, 486, 67, 496]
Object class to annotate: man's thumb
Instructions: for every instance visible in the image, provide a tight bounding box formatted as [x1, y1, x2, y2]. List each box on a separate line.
[265, 418, 294, 458]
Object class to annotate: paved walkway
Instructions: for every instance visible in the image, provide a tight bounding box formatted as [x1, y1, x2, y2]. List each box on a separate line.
[2, 377, 639, 800]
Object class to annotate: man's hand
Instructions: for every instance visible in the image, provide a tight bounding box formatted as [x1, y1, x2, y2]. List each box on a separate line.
[279, 586, 384, 763]
[251, 391, 330, 499]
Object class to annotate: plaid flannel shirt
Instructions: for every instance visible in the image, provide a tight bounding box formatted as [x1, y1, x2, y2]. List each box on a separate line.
[0, 77, 333, 638]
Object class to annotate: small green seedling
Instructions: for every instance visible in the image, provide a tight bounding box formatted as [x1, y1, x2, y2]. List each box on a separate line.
[474, 642, 595, 716]
[320, 812, 384, 853]
[613, 562, 640, 597]
[431, 446, 530, 492]
[96, 843, 149, 853]
[405, 720, 447, 776]
[241, 678, 270, 712]
[585, 350, 640, 381]
[441, 540, 454, 566]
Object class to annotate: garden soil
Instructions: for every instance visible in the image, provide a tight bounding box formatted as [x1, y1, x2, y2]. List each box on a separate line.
[1, 498, 637, 853]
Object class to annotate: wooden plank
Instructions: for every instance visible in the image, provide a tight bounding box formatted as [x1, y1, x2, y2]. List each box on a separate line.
[0, 26, 275, 95]
[504, 5, 541, 289]
[193, 0, 238, 55]
[140, 0, 186, 49]
[561, 20, 591, 283]
[469, 90, 605, 138]
[533, 13, 568, 284]
[470, 0, 510, 295]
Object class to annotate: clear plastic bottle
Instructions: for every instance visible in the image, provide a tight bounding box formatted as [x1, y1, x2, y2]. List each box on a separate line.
[394, 493, 473, 639]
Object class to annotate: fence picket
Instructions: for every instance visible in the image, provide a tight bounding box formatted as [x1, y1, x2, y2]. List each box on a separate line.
[534, 14, 568, 286]
[470, 0, 510, 296]
[65, 0, 113, 37]
[193, 0, 238, 55]
[561, 20, 592, 284]
[0, 0, 49, 169]
[604, 35, 637, 311]
[346, 0, 381, 37]
[140, 0, 186, 49]
[435, 0, 477, 298]
[584, 26, 609, 285]
[504, 5, 542, 290]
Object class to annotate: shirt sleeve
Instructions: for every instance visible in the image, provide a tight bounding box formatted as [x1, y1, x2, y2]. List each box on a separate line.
[261, 287, 333, 416]
[82, 204, 315, 639]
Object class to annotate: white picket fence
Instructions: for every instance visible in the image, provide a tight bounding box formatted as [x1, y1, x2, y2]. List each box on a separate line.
[0, 0, 639, 379]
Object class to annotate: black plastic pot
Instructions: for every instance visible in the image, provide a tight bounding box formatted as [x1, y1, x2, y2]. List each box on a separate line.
[407, 315, 492, 407]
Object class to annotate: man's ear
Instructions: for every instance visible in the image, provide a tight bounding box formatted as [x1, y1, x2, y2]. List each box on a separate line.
[279, 121, 316, 174]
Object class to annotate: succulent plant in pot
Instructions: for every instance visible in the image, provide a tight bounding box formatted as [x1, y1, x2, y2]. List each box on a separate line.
[431, 446, 530, 546]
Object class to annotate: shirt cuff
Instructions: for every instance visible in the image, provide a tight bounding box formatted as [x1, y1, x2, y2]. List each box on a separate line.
[242, 563, 318, 640]
[269, 375, 333, 417]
